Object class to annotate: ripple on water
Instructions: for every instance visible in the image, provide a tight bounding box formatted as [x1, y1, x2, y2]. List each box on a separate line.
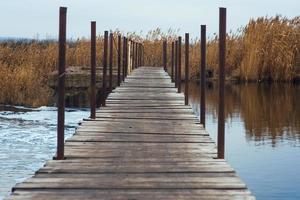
[0, 106, 89, 198]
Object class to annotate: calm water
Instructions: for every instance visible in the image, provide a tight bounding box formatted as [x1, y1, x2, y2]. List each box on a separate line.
[1, 83, 300, 199]
[186, 82, 300, 200]
[0, 106, 89, 199]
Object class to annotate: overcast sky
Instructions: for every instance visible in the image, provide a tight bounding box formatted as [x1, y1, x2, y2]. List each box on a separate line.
[0, 0, 299, 39]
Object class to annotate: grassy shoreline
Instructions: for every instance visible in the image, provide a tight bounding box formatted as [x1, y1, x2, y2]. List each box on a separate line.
[0, 16, 299, 107]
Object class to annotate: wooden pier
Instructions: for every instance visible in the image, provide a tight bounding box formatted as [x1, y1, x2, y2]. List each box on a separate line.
[8, 67, 255, 200]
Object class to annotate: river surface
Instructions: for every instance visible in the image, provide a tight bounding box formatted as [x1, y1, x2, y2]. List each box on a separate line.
[0, 106, 89, 200]
[186, 82, 300, 200]
[1, 83, 300, 199]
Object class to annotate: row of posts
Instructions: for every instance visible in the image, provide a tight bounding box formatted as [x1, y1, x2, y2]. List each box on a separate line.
[162, 7, 226, 159]
[56, 7, 144, 160]
[57, 7, 226, 160]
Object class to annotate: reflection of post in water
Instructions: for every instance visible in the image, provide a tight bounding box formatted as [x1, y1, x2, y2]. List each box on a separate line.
[239, 84, 300, 146]
[188, 81, 300, 146]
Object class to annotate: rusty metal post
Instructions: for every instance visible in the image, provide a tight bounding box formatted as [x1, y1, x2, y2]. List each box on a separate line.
[132, 41, 135, 69]
[90, 21, 96, 119]
[125, 39, 128, 76]
[163, 40, 167, 71]
[117, 34, 121, 86]
[175, 40, 178, 88]
[136, 42, 138, 68]
[171, 42, 174, 82]
[138, 43, 141, 67]
[56, 7, 67, 160]
[135, 42, 138, 68]
[200, 25, 206, 127]
[218, 7, 226, 159]
[141, 44, 144, 66]
[122, 37, 126, 81]
[184, 33, 189, 105]
[140, 44, 142, 66]
[137, 43, 140, 67]
[102, 31, 108, 106]
[122, 37, 126, 82]
[109, 33, 113, 92]
[178, 36, 182, 93]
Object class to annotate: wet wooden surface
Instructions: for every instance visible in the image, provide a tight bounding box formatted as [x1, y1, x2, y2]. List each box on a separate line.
[8, 67, 255, 200]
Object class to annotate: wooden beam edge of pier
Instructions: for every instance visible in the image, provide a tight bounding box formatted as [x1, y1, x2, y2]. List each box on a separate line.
[7, 67, 255, 200]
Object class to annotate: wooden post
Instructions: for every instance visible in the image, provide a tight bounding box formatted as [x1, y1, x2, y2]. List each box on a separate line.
[137, 43, 140, 67]
[200, 25, 206, 127]
[175, 40, 178, 88]
[141, 44, 144, 66]
[163, 40, 167, 71]
[184, 33, 189, 105]
[117, 34, 121, 86]
[125, 39, 128, 76]
[90, 21, 96, 119]
[178, 36, 182, 93]
[218, 7, 226, 159]
[56, 7, 67, 160]
[135, 42, 138, 68]
[139, 43, 141, 67]
[102, 31, 108, 106]
[122, 37, 126, 81]
[171, 42, 174, 82]
[109, 33, 113, 92]
[132, 41, 135, 69]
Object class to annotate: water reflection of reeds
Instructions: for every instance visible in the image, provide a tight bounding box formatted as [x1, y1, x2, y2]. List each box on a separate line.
[187, 82, 300, 146]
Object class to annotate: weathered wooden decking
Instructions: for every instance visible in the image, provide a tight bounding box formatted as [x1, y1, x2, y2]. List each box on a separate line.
[8, 67, 255, 200]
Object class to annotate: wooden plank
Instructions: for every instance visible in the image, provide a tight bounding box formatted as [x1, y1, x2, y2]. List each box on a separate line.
[8, 190, 255, 200]
[14, 176, 247, 189]
[9, 66, 254, 199]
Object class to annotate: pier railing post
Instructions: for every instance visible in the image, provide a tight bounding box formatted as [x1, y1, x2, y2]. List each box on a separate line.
[184, 33, 189, 105]
[117, 34, 121, 86]
[125, 39, 128, 77]
[109, 33, 113, 92]
[175, 40, 178, 88]
[218, 7, 226, 159]
[200, 25, 206, 127]
[141, 44, 144, 66]
[122, 37, 126, 81]
[56, 7, 67, 160]
[163, 40, 167, 71]
[139, 43, 141, 67]
[102, 31, 108, 106]
[171, 42, 174, 82]
[90, 21, 96, 119]
[135, 42, 138, 68]
[132, 41, 135, 70]
[137, 43, 140, 67]
[178, 36, 182, 93]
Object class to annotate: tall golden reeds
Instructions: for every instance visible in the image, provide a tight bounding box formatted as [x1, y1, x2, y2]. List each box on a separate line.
[0, 16, 299, 107]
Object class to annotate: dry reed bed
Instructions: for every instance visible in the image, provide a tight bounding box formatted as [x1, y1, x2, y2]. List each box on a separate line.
[0, 16, 299, 107]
